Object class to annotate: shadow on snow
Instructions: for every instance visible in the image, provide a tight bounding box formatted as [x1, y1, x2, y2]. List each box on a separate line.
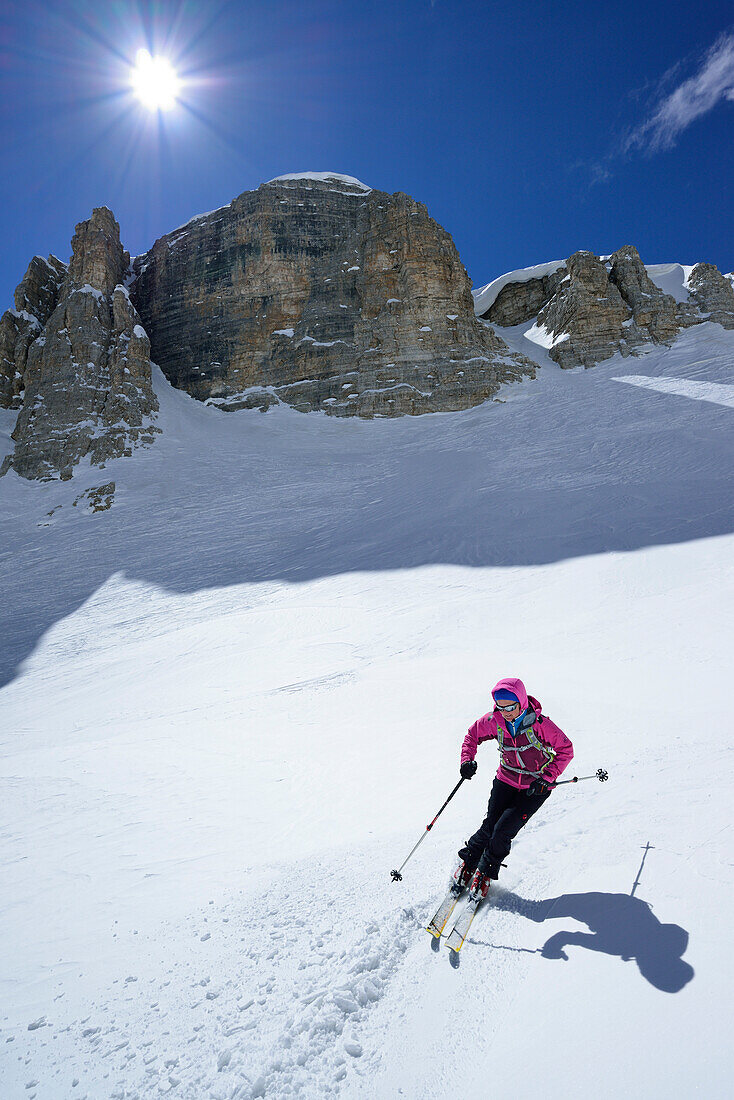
[471, 888, 694, 994]
[1, 348, 733, 689]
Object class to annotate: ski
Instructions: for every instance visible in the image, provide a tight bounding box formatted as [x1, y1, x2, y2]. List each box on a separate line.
[426, 884, 462, 937]
[445, 893, 484, 954]
[426, 884, 464, 939]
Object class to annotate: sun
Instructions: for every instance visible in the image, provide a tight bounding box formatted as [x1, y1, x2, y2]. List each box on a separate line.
[131, 49, 181, 111]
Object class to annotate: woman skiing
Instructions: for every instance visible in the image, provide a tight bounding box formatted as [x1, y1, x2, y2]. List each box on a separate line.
[454, 676, 574, 900]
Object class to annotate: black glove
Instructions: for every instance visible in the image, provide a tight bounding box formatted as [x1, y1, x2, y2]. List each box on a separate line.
[527, 777, 553, 796]
[460, 760, 478, 780]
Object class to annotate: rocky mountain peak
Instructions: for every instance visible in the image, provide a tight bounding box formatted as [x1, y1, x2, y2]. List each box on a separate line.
[566, 250, 611, 294]
[1, 208, 158, 481]
[14, 253, 67, 318]
[479, 245, 733, 370]
[0, 254, 67, 409]
[686, 263, 734, 327]
[607, 244, 679, 345]
[130, 176, 536, 417]
[536, 252, 629, 368]
[65, 206, 129, 296]
[2, 176, 731, 482]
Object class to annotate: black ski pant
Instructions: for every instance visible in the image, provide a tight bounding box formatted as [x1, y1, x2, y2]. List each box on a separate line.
[458, 776, 552, 878]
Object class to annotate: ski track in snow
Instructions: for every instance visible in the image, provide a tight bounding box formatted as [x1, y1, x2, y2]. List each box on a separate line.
[1, 322, 734, 1097]
[1, 855, 425, 1098]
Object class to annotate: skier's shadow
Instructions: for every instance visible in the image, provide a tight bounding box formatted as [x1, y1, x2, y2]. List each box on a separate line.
[481, 890, 694, 993]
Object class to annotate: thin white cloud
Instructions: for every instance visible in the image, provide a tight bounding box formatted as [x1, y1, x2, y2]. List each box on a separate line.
[626, 31, 734, 154]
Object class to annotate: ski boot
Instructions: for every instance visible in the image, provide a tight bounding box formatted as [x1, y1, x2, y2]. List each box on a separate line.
[468, 868, 491, 900]
[469, 852, 500, 900]
[451, 859, 475, 895]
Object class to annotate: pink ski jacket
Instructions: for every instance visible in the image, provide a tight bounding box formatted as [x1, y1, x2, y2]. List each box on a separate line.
[461, 677, 574, 791]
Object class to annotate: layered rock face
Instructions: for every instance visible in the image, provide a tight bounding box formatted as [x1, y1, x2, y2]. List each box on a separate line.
[537, 247, 684, 369]
[608, 247, 680, 345]
[131, 174, 535, 416]
[535, 251, 632, 369]
[0, 254, 67, 408]
[479, 245, 734, 369]
[2, 208, 159, 481]
[4, 172, 730, 482]
[686, 264, 734, 328]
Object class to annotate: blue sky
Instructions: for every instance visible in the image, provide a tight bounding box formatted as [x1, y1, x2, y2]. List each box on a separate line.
[1, 0, 732, 308]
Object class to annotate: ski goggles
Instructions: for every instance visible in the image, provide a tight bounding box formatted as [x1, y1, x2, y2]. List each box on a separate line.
[494, 700, 520, 712]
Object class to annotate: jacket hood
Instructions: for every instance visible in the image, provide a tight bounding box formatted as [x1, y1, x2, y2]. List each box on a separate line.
[492, 677, 529, 713]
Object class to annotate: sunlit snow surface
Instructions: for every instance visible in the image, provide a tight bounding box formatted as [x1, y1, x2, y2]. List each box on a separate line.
[1, 324, 733, 1098]
[615, 374, 734, 408]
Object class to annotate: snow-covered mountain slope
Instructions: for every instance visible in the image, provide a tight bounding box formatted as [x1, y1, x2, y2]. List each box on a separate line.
[1, 325, 733, 1098]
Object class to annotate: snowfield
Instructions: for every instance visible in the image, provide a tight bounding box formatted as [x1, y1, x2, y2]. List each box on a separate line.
[1, 324, 733, 1098]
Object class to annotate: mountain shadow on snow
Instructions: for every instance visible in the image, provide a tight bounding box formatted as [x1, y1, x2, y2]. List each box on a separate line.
[1, 326, 733, 689]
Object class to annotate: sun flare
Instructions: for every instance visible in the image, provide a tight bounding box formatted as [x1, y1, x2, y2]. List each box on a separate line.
[131, 48, 180, 111]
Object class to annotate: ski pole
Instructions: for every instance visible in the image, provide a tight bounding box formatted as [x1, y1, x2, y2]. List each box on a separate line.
[554, 768, 608, 786]
[391, 777, 465, 882]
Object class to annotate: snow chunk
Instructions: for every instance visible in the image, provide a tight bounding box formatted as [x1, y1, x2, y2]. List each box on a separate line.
[133, 325, 147, 339]
[300, 336, 349, 348]
[272, 328, 295, 338]
[8, 309, 41, 328]
[333, 991, 359, 1013]
[72, 284, 105, 301]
